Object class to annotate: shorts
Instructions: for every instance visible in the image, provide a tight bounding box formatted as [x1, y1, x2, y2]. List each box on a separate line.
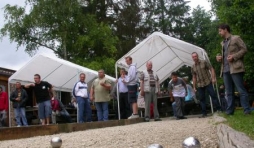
[38, 100, 52, 119]
[127, 84, 138, 104]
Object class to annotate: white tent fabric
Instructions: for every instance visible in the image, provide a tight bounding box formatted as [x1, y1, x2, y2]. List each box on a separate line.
[115, 32, 210, 84]
[9, 53, 116, 92]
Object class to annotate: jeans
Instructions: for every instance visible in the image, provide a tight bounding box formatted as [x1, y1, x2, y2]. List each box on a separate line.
[38, 100, 52, 119]
[52, 109, 73, 124]
[76, 97, 92, 123]
[223, 72, 251, 114]
[197, 82, 221, 115]
[95, 102, 108, 121]
[172, 102, 176, 117]
[172, 97, 185, 117]
[14, 107, 28, 126]
[60, 109, 72, 123]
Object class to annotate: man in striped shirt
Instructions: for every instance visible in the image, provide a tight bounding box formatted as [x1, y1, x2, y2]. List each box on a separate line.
[140, 61, 161, 122]
[73, 73, 91, 123]
[191, 52, 221, 118]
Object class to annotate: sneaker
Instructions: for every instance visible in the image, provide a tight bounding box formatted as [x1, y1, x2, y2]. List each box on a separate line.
[180, 116, 187, 119]
[154, 118, 162, 121]
[128, 114, 139, 119]
[226, 112, 234, 115]
[17, 125, 21, 127]
[177, 116, 187, 120]
[144, 117, 150, 122]
[244, 111, 251, 115]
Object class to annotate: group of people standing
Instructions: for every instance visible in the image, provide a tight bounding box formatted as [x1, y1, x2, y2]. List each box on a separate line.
[73, 56, 158, 122]
[1, 23, 251, 127]
[30, 23, 252, 125]
[73, 69, 112, 123]
[161, 24, 251, 120]
[191, 24, 251, 117]
[114, 56, 146, 120]
[7, 74, 72, 126]
[113, 57, 162, 122]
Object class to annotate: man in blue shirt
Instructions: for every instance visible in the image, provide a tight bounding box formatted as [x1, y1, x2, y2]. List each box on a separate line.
[117, 68, 131, 119]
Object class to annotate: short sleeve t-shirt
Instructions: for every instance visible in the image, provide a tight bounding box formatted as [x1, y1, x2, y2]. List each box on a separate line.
[168, 78, 186, 97]
[92, 77, 112, 102]
[33, 81, 52, 103]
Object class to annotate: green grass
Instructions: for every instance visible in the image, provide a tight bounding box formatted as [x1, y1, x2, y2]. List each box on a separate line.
[219, 109, 254, 139]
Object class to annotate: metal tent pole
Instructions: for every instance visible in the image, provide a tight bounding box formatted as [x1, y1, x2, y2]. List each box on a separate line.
[8, 83, 11, 127]
[115, 64, 121, 120]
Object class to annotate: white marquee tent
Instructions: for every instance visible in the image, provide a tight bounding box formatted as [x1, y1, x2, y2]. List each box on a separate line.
[115, 32, 210, 83]
[115, 32, 216, 119]
[9, 53, 115, 92]
[8, 53, 115, 126]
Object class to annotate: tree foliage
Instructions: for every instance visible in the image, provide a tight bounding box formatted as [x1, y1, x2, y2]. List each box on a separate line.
[143, 0, 191, 36]
[2, 0, 239, 80]
[1, 0, 118, 74]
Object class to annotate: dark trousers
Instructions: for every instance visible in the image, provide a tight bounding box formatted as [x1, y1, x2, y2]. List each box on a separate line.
[174, 97, 185, 117]
[197, 82, 221, 115]
[119, 92, 131, 119]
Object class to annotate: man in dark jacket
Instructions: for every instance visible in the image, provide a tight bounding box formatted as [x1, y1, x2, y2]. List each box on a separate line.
[10, 82, 28, 127]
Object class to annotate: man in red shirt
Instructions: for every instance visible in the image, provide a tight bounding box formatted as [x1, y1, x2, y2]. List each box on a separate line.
[0, 86, 8, 127]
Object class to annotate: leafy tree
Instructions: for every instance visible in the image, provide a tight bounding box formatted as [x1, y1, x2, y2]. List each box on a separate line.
[143, 0, 191, 37]
[106, 1, 151, 59]
[1, 0, 118, 74]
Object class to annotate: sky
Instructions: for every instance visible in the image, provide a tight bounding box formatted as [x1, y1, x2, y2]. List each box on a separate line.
[0, 0, 211, 71]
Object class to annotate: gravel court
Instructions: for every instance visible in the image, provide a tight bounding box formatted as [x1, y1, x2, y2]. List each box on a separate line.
[0, 116, 218, 148]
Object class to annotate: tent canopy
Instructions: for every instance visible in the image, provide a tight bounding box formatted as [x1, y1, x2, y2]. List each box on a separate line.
[9, 54, 116, 92]
[116, 32, 210, 83]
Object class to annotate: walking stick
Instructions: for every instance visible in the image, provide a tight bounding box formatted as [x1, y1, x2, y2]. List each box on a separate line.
[209, 96, 214, 114]
[214, 82, 221, 106]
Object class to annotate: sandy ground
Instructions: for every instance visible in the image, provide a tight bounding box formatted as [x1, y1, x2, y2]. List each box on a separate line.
[0, 116, 218, 148]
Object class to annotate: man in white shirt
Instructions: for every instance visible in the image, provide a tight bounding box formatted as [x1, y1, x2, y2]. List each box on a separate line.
[73, 73, 91, 123]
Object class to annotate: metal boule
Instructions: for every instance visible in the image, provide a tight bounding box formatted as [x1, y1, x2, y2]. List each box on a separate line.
[182, 137, 201, 148]
[148, 143, 163, 148]
[50, 137, 62, 148]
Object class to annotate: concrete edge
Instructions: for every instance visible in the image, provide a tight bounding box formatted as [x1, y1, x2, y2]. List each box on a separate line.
[213, 114, 254, 148]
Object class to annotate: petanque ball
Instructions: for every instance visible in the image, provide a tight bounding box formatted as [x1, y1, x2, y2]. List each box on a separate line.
[148, 143, 163, 148]
[182, 137, 201, 148]
[50, 137, 62, 148]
